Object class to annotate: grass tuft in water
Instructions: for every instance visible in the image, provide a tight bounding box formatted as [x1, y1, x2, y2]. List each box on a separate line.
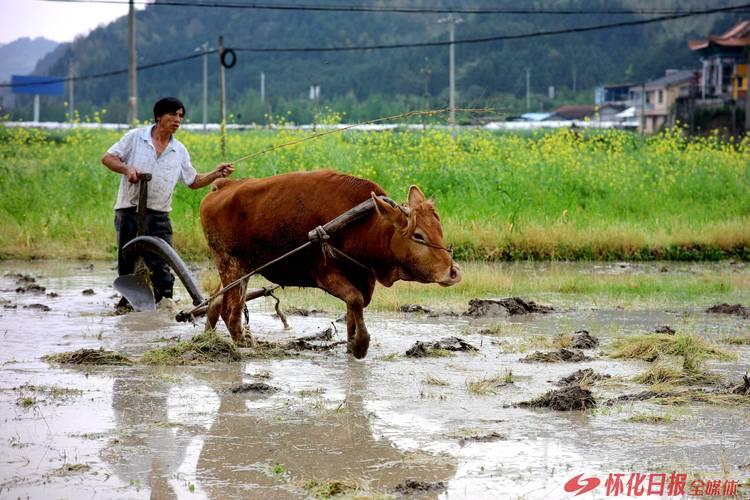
[609, 333, 733, 370]
[301, 479, 359, 498]
[466, 375, 507, 395]
[423, 375, 450, 386]
[625, 414, 675, 424]
[141, 330, 241, 365]
[651, 391, 750, 407]
[633, 362, 720, 386]
[724, 335, 750, 345]
[43, 348, 133, 365]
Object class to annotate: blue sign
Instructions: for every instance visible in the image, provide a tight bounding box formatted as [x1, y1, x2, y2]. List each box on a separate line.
[10, 75, 65, 96]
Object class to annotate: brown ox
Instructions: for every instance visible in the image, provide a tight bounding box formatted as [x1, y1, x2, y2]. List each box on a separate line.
[200, 169, 461, 358]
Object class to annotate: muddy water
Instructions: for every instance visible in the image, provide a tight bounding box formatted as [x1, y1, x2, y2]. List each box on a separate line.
[1, 261, 749, 499]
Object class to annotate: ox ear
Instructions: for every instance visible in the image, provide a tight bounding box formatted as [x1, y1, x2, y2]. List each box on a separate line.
[407, 185, 426, 207]
[372, 192, 405, 226]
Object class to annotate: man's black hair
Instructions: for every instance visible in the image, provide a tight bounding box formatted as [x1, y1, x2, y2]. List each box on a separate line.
[153, 97, 186, 123]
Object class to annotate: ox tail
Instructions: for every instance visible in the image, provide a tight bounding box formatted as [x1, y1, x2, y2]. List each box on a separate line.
[212, 178, 233, 191]
[121, 236, 205, 306]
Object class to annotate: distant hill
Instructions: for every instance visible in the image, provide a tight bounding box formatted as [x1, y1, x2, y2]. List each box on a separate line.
[0, 37, 59, 82]
[19, 0, 748, 123]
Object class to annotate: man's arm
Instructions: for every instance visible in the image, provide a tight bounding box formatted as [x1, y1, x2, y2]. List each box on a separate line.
[189, 163, 234, 189]
[102, 153, 140, 184]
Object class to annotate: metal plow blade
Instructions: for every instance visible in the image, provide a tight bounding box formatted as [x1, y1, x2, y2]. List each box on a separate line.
[113, 272, 156, 312]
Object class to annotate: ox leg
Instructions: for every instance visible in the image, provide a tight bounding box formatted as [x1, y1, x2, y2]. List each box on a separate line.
[215, 258, 252, 345]
[205, 295, 223, 332]
[317, 273, 370, 359]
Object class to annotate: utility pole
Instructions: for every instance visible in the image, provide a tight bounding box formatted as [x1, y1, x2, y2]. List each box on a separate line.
[526, 67, 531, 112]
[68, 62, 75, 121]
[201, 42, 208, 131]
[640, 83, 646, 134]
[572, 64, 577, 93]
[310, 84, 320, 131]
[422, 57, 430, 130]
[127, 0, 137, 125]
[438, 14, 462, 138]
[260, 72, 265, 103]
[219, 36, 226, 158]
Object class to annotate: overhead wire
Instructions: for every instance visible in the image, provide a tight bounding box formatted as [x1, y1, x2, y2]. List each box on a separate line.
[38, 0, 750, 15]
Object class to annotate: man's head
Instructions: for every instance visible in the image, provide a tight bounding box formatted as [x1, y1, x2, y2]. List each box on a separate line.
[153, 97, 186, 124]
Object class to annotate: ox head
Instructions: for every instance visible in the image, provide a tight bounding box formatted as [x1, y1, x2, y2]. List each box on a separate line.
[371, 186, 461, 287]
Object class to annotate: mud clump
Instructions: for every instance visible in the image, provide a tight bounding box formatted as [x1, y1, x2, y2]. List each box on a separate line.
[458, 431, 506, 447]
[285, 327, 346, 352]
[16, 284, 46, 294]
[520, 385, 596, 411]
[247, 328, 345, 358]
[393, 479, 446, 496]
[82, 289, 95, 296]
[604, 391, 677, 405]
[569, 330, 599, 349]
[284, 306, 326, 316]
[653, 326, 676, 335]
[230, 382, 278, 394]
[706, 303, 750, 318]
[24, 303, 51, 312]
[7, 272, 36, 284]
[399, 304, 433, 314]
[556, 368, 610, 386]
[405, 336, 478, 358]
[464, 297, 554, 318]
[731, 374, 750, 396]
[521, 348, 592, 363]
[44, 348, 133, 365]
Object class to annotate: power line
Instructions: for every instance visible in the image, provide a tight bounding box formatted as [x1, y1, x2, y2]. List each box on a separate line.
[230, 3, 750, 52]
[0, 51, 215, 89]
[38, 0, 750, 16]
[3, 2, 748, 89]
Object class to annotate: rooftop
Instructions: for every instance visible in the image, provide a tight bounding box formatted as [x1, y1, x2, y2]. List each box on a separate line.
[689, 20, 750, 51]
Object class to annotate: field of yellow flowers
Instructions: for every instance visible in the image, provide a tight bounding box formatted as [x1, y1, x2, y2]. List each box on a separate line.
[0, 125, 747, 260]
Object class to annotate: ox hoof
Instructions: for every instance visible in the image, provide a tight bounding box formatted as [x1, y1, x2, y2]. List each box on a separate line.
[348, 335, 370, 359]
[236, 331, 256, 348]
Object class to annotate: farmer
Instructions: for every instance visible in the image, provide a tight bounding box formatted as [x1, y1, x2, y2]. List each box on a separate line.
[102, 96, 234, 309]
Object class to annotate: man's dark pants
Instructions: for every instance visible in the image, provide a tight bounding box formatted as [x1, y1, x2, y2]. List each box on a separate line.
[115, 207, 175, 302]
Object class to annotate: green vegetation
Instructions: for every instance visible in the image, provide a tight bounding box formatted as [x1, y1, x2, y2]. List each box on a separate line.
[724, 335, 750, 345]
[633, 362, 720, 386]
[423, 375, 450, 386]
[141, 330, 241, 365]
[609, 333, 734, 370]
[301, 479, 359, 498]
[43, 348, 133, 365]
[465, 375, 508, 395]
[625, 414, 675, 424]
[1, 126, 748, 262]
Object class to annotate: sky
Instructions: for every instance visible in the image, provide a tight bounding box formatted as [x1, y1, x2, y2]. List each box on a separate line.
[0, 0, 147, 45]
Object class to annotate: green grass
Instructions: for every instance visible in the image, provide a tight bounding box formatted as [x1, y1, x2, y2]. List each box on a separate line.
[609, 333, 734, 371]
[1, 125, 748, 260]
[141, 330, 241, 364]
[263, 260, 750, 312]
[625, 414, 675, 424]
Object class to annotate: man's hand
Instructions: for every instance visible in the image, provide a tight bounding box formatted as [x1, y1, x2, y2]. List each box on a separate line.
[125, 166, 141, 184]
[215, 163, 234, 178]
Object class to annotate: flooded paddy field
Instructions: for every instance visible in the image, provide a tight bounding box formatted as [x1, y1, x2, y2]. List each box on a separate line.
[0, 260, 749, 499]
